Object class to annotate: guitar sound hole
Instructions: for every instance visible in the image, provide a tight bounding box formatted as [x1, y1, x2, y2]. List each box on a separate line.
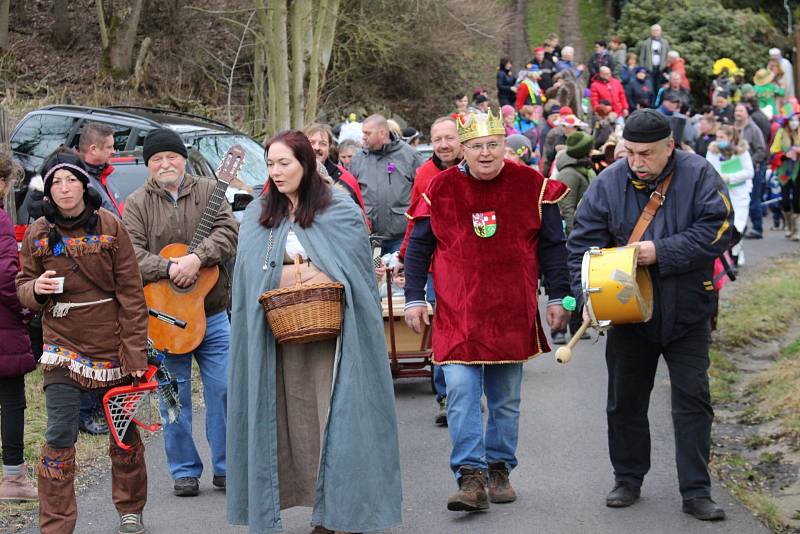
[169, 280, 196, 293]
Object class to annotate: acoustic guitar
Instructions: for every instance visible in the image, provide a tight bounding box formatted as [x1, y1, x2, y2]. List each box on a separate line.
[144, 145, 245, 354]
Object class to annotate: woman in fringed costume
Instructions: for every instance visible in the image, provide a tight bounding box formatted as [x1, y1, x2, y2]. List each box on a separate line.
[16, 149, 149, 534]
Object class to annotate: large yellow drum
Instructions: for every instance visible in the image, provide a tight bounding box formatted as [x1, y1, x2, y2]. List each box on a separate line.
[581, 246, 653, 325]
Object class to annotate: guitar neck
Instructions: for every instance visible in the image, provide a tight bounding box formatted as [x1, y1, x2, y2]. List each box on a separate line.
[188, 179, 228, 253]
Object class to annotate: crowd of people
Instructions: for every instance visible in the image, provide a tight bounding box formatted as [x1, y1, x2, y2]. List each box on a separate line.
[492, 27, 799, 273]
[0, 23, 797, 534]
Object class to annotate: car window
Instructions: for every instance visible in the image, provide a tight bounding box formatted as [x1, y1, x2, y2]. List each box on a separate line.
[188, 151, 215, 177]
[107, 161, 149, 201]
[73, 123, 132, 152]
[133, 130, 149, 150]
[10, 114, 76, 158]
[188, 134, 267, 188]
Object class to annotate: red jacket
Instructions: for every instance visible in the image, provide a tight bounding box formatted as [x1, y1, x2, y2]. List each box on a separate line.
[399, 158, 447, 260]
[336, 165, 366, 212]
[98, 163, 125, 215]
[590, 75, 628, 115]
[668, 58, 690, 91]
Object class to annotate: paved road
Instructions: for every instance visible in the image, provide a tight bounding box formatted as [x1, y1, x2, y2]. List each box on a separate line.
[22, 231, 797, 534]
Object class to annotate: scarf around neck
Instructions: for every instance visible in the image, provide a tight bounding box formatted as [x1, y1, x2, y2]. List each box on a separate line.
[628, 152, 676, 191]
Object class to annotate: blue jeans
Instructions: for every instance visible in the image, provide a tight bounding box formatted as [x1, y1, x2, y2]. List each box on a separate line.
[748, 163, 767, 235]
[425, 274, 447, 401]
[160, 311, 230, 480]
[442, 363, 523, 477]
[433, 366, 447, 402]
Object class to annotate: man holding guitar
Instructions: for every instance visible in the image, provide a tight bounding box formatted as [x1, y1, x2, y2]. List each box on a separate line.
[122, 129, 238, 498]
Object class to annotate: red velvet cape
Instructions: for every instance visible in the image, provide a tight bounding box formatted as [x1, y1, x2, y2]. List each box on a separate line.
[399, 158, 443, 259]
[408, 161, 568, 364]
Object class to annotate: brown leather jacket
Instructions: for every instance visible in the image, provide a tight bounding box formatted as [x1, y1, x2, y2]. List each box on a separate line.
[16, 209, 148, 389]
[122, 173, 239, 316]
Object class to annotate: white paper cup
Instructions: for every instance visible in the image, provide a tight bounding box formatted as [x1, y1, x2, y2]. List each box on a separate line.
[52, 277, 64, 294]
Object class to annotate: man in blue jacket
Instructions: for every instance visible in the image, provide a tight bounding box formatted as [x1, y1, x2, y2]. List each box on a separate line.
[567, 110, 732, 521]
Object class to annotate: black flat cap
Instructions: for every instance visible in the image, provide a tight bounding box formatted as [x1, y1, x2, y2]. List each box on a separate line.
[623, 109, 672, 143]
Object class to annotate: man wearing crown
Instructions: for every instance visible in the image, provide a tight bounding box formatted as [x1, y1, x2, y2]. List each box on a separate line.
[403, 110, 572, 512]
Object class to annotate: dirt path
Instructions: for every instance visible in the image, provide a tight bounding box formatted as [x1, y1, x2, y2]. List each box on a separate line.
[559, 0, 587, 64]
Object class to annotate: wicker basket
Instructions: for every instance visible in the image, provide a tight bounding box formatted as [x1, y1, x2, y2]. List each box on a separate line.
[258, 256, 344, 344]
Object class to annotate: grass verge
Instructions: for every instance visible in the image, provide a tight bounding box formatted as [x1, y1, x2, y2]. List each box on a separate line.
[714, 453, 786, 532]
[578, 0, 611, 48]
[709, 346, 738, 404]
[747, 336, 800, 444]
[715, 256, 800, 349]
[527, 0, 561, 49]
[710, 253, 800, 531]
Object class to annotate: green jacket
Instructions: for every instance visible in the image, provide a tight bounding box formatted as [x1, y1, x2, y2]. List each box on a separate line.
[754, 83, 784, 113]
[555, 151, 595, 233]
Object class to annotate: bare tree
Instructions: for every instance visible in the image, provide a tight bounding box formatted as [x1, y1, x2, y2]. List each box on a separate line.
[0, 0, 9, 50]
[290, 0, 312, 128]
[52, 0, 71, 47]
[96, 0, 145, 76]
[503, 0, 528, 72]
[255, 0, 341, 135]
[305, 0, 339, 124]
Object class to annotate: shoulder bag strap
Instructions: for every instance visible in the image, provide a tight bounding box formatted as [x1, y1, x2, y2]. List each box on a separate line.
[627, 173, 673, 245]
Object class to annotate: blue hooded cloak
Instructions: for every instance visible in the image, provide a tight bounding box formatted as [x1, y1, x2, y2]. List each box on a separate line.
[226, 189, 402, 533]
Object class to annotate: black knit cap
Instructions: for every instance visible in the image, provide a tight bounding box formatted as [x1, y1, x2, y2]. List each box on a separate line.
[40, 149, 91, 198]
[143, 128, 188, 164]
[622, 109, 672, 143]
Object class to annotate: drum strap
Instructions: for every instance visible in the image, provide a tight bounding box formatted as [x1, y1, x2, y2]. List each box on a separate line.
[628, 173, 673, 244]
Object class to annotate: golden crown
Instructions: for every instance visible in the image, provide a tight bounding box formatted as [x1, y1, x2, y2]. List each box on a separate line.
[457, 109, 506, 143]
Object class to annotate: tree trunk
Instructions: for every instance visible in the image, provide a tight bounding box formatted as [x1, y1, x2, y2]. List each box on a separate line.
[11, 0, 28, 26]
[0, 0, 9, 50]
[503, 0, 528, 74]
[290, 0, 312, 129]
[52, 0, 71, 46]
[133, 36, 152, 90]
[266, 0, 290, 134]
[253, 44, 268, 139]
[253, 1, 269, 139]
[96, 0, 109, 50]
[305, 0, 340, 125]
[795, 24, 800, 104]
[107, 0, 144, 76]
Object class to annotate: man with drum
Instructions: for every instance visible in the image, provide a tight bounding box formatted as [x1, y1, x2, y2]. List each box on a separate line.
[566, 109, 732, 521]
[403, 110, 572, 512]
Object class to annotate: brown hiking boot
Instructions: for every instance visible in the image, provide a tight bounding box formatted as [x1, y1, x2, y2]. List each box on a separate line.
[447, 466, 489, 512]
[0, 463, 38, 501]
[487, 461, 517, 503]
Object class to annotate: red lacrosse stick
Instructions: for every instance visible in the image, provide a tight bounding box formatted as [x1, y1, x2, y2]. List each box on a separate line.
[103, 364, 160, 450]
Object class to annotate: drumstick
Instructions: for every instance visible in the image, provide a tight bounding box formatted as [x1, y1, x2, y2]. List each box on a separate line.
[555, 319, 592, 364]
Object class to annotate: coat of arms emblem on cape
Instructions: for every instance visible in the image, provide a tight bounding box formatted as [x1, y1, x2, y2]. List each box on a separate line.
[472, 211, 497, 238]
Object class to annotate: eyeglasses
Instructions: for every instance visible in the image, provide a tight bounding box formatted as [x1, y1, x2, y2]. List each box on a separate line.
[463, 142, 502, 152]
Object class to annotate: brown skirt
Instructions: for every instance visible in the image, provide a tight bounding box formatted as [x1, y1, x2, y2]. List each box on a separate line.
[276, 338, 336, 509]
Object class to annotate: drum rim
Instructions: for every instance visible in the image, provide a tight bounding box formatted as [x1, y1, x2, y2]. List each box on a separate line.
[581, 247, 600, 326]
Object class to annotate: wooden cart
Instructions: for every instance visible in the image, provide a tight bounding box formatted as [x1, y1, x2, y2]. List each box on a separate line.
[381, 271, 436, 393]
